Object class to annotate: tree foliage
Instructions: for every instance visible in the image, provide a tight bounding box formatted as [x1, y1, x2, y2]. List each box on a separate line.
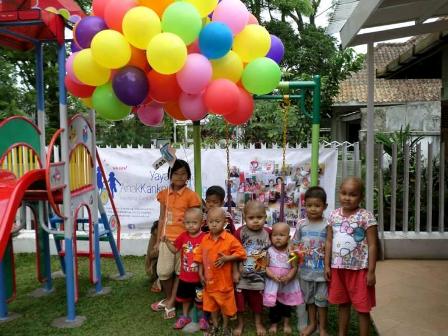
[0, 0, 363, 147]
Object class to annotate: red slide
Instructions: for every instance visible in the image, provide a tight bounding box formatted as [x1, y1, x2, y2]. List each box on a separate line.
[0, 169, 46, 260]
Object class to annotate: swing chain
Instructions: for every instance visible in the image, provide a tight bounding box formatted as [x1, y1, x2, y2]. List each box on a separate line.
[225, 123, 230, 182]
[281, 95, 291, 177]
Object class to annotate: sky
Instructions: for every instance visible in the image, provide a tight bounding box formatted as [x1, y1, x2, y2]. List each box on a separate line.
[313, 0, 410, 53]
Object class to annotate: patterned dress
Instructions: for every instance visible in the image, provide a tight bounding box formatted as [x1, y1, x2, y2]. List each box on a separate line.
[263, 246, 304, 307]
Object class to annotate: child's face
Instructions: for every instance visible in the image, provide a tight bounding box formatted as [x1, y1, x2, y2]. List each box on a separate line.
[339, 180, 363, 213]
[171, 167, 188, 188]
[244, 206, 266, 232]
[184, 212, 202, 235]
[271, 225, 290, 249]
[207, 209, 226, 236]
[205, 194, 223, 210]
[305, 197, 327, 221]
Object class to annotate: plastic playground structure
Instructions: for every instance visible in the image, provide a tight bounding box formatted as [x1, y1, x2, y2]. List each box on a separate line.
[0, 0, 129, 328]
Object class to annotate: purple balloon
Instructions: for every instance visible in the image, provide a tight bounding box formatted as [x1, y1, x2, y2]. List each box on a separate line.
[112, 66, 149, 106]
[266, 35, 285, 64]
[71, 40, 82, 52]
[74, 16, 108, 49]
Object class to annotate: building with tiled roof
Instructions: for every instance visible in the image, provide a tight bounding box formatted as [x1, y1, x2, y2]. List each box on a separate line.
[330, 41, 442, 143]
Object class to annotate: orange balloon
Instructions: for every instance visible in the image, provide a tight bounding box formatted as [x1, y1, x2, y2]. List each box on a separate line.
[138, 0, 173, 17]
[164, 101, 186, 121]
[128, 46, 150, 71]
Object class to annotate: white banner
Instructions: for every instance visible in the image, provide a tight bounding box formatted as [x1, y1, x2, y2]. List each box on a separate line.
[97, 148, 337, 232]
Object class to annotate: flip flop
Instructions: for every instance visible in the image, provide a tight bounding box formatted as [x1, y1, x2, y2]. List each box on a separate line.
[164, 306, 176, 319]
[150, 298, 167, 312]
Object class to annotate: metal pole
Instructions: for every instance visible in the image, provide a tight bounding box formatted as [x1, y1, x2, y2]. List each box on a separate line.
[310, 75, 321, 186]
[57, 42, 77, 322]
[35, 42, 46, 165]
[366, 42, 375, 212]
[192, 121, 202, 198]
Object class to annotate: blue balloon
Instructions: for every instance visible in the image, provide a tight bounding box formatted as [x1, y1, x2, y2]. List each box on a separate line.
[199, 22, 233, 60]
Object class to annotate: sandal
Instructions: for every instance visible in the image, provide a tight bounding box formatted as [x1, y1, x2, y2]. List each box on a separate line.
[199, 316, 209, 331]
[164, 306, 176, 319]
[150, 298, 167, 312]
[173, 316, 191, 329]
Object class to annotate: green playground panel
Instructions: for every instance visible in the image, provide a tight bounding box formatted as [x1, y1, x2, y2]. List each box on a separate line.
[0, 118, 41, 158]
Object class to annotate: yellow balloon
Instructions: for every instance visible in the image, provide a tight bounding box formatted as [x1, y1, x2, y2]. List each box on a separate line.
[91, 30, 131, 69]
[211, 51, 243, 83]
[123, 6, 161, 50]
[81, 97, 93, 108]
[233, 24, 271, 63]
[73, 49, 111, 86]
[185, 0, 218, 17]
[146, 32, 187, 75]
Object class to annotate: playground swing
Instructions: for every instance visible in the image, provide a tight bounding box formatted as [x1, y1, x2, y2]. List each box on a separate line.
[223, 77, 322, 223]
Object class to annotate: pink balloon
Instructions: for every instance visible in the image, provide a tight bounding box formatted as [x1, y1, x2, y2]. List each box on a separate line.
[137, 102, 165, 126]
[212, 0, 249, 35]
[176, 54, 212, 95]
[179, 92, 208, 121]
[66, 53, 83, 85]
[247, 13, 259, 25]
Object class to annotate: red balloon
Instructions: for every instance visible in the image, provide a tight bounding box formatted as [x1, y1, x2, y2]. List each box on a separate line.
[187, 39, 200, 54]
[204, 79, 239, 115]
[164, 101, 187, 121]
[92, 0, 111, 18]
[147, 71, 182, 103]
[224, 88, 254, 125]
[104, 0, 136, 32]
[64, 76, 95, 98]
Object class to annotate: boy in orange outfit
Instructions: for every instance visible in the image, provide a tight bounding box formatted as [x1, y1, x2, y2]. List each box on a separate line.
[193, 207, 246, 336]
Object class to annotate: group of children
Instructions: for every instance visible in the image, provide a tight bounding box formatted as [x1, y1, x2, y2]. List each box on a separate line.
[146, 159, 378, 336]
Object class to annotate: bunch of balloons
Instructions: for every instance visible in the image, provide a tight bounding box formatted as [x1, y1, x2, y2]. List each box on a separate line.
[65, 0, 285, 126]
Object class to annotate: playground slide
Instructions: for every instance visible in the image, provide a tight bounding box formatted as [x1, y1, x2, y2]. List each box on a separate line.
[0, 169, 46, 260]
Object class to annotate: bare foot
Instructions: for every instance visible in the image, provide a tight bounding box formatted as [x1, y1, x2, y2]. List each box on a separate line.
[268, 323, 277, 335]
[300, 324, 317, 336]
[283, 323, 292, 335]
[233, 323, 243, 336]
[255, 322, 266, 336]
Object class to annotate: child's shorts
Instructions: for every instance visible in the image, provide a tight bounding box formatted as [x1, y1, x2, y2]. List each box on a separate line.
[328, 268, 376, 313]
[176, 279, 202, 303]
[203, 289, 236, 317]
[235, 288, 263, 313]
[299, 278, 328, 307]
[156, 242, 180, 281]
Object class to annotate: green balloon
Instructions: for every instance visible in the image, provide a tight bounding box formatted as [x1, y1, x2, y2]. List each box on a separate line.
[92, 82, 131, 121]
[161, 2, 202, 45]
[242, 57, 282, 95]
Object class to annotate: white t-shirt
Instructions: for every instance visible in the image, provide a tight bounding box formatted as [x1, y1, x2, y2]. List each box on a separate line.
[328, 208, 377, 270]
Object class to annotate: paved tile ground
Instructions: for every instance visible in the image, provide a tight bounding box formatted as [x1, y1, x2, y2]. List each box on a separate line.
[372, 260, 448, 336]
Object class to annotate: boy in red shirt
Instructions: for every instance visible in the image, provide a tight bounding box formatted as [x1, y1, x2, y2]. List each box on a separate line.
[194, 207, 246, 336]
[162, 208, 207, 330]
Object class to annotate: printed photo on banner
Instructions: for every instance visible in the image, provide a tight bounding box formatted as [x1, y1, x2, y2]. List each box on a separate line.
[226, 159, 326, 228]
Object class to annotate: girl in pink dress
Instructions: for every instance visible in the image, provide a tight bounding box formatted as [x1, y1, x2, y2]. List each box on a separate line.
[263, 222, 303, 334]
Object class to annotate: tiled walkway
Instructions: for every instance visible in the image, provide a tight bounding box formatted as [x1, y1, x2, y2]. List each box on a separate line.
[372, 260, 448, 336]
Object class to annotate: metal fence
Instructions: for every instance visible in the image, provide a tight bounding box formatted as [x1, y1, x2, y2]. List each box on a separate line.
[376, 141, 446, 235]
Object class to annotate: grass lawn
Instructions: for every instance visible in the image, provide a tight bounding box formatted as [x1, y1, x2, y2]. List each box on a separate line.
[0, 254, 377, 336]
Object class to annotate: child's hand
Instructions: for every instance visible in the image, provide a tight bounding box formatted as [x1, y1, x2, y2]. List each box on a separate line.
[214, 252, 229, 268]
[324, 266, 331, 281]
[161, 235, 168, 243]
[153, 242, 160, 254]
[367, 270, 376, 286]
[233, 269, 240, 284]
